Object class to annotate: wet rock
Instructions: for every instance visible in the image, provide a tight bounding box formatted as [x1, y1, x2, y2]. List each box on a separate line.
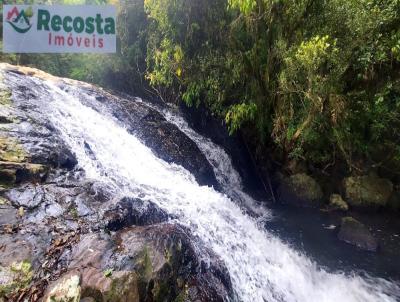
[344, 175, 393, 210]
[76, 199, 94, 217]
[42, 273, 81, 302]
[0, 168, 16, 187]
[0, 236, 34, 268]
[0, 137, 27, 162]
[0, 134, 49, 187]
[329, 194, 348, 211]
[5, 184, 45, 209]
[105, 197, 169, 231]
[0, 232, 50, 270]
[0, 204, 17, 227]
[0, 161, 47, 186]
[0, 260, 33, 299]
[115, 224, 233, 302]
[0, 76, 77, 175]
[278, 173, 323, 207]
[61, 225, 233, 302]
[136, 116, 219, 188]
[338, 217, 379, 252]
[45, 203, 64, 217]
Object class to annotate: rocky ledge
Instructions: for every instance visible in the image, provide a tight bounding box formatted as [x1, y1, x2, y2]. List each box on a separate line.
[0, 64, 231, 301]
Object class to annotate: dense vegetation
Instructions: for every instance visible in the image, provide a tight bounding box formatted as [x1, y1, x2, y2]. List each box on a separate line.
[2, 0, 400, 178]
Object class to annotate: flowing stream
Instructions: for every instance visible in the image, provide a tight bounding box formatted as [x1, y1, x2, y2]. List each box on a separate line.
[7, 74, 400, 302]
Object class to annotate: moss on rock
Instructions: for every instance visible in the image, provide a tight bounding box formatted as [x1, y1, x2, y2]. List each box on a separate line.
[0, 137, 28, 163]
[44, 274, 81, 302]
[279, 173, 323, 206]
[137, 246, 153, 283]
[0, 260, 33, 299]
[104, 273, 139, 302]
[343, 175, 393, 210]
[0, 197, 9, 205]
[329, 194, 349, 211]
[0, 90, 11, 106]
[0, 161, 47, 187]
[0, 136, 47, 187]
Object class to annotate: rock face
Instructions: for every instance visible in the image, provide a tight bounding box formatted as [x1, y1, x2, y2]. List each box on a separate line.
[0, 64, 232, 302]
[343, 175, 393, 210]
[338, 217, 379, 252]
[104, 197, 170, 231]
[60, 225, 232, 302]
[278, 173, 323, 207]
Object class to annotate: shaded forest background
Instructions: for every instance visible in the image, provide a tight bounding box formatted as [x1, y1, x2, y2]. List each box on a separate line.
[1, 0, 400, 181]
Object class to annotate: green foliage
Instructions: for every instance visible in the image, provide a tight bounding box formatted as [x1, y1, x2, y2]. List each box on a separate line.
[145, 0, 229, 102]
[1, 0, 400, 173]
[0, 260, 33, 298]
[103, 268, 113, 278]
[225, 103, 257, 134]
[144, 0, 400, 173]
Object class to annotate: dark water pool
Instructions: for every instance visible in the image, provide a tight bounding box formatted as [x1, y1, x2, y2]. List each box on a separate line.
[264, 204, 400, 281]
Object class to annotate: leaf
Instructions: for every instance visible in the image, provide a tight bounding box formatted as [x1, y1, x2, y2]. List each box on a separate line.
[103, 268, 113, 278]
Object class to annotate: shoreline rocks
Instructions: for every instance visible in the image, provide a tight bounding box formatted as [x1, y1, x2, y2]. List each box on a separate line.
[278, 173, 323, 207]
[344, 175, 393, 210]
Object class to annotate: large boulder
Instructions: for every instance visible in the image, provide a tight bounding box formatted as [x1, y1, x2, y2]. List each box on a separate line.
[338, 217, 378, 252]
[57, 224, 233, 302]
[343, 175, 393, 210]
[278, 173, 323, 207]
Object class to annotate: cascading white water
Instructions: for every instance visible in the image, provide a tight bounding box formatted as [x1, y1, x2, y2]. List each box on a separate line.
[136, 100, 268, 217]
[29, 79, 400, 302]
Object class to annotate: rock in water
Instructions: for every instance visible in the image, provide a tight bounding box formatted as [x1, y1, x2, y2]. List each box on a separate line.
[329, 194, 349, 211]
[278, 173, 323, 207]
[105, 197, 169, 231]
[343, 175, 393, 210]
[338, 217, 378, 252]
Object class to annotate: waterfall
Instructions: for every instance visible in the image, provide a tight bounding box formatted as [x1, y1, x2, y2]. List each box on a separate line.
[137, 100, 268, 217]
[9, 74, 400, 302]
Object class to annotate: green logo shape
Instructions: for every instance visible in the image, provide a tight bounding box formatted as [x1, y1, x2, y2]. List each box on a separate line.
[7, 7, 33, 34]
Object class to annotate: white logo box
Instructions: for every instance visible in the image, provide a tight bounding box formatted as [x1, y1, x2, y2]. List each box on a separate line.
[3, 5, 116, 53]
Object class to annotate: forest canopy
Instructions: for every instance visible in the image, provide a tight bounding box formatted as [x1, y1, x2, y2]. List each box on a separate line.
[1, 0, 400, 177]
